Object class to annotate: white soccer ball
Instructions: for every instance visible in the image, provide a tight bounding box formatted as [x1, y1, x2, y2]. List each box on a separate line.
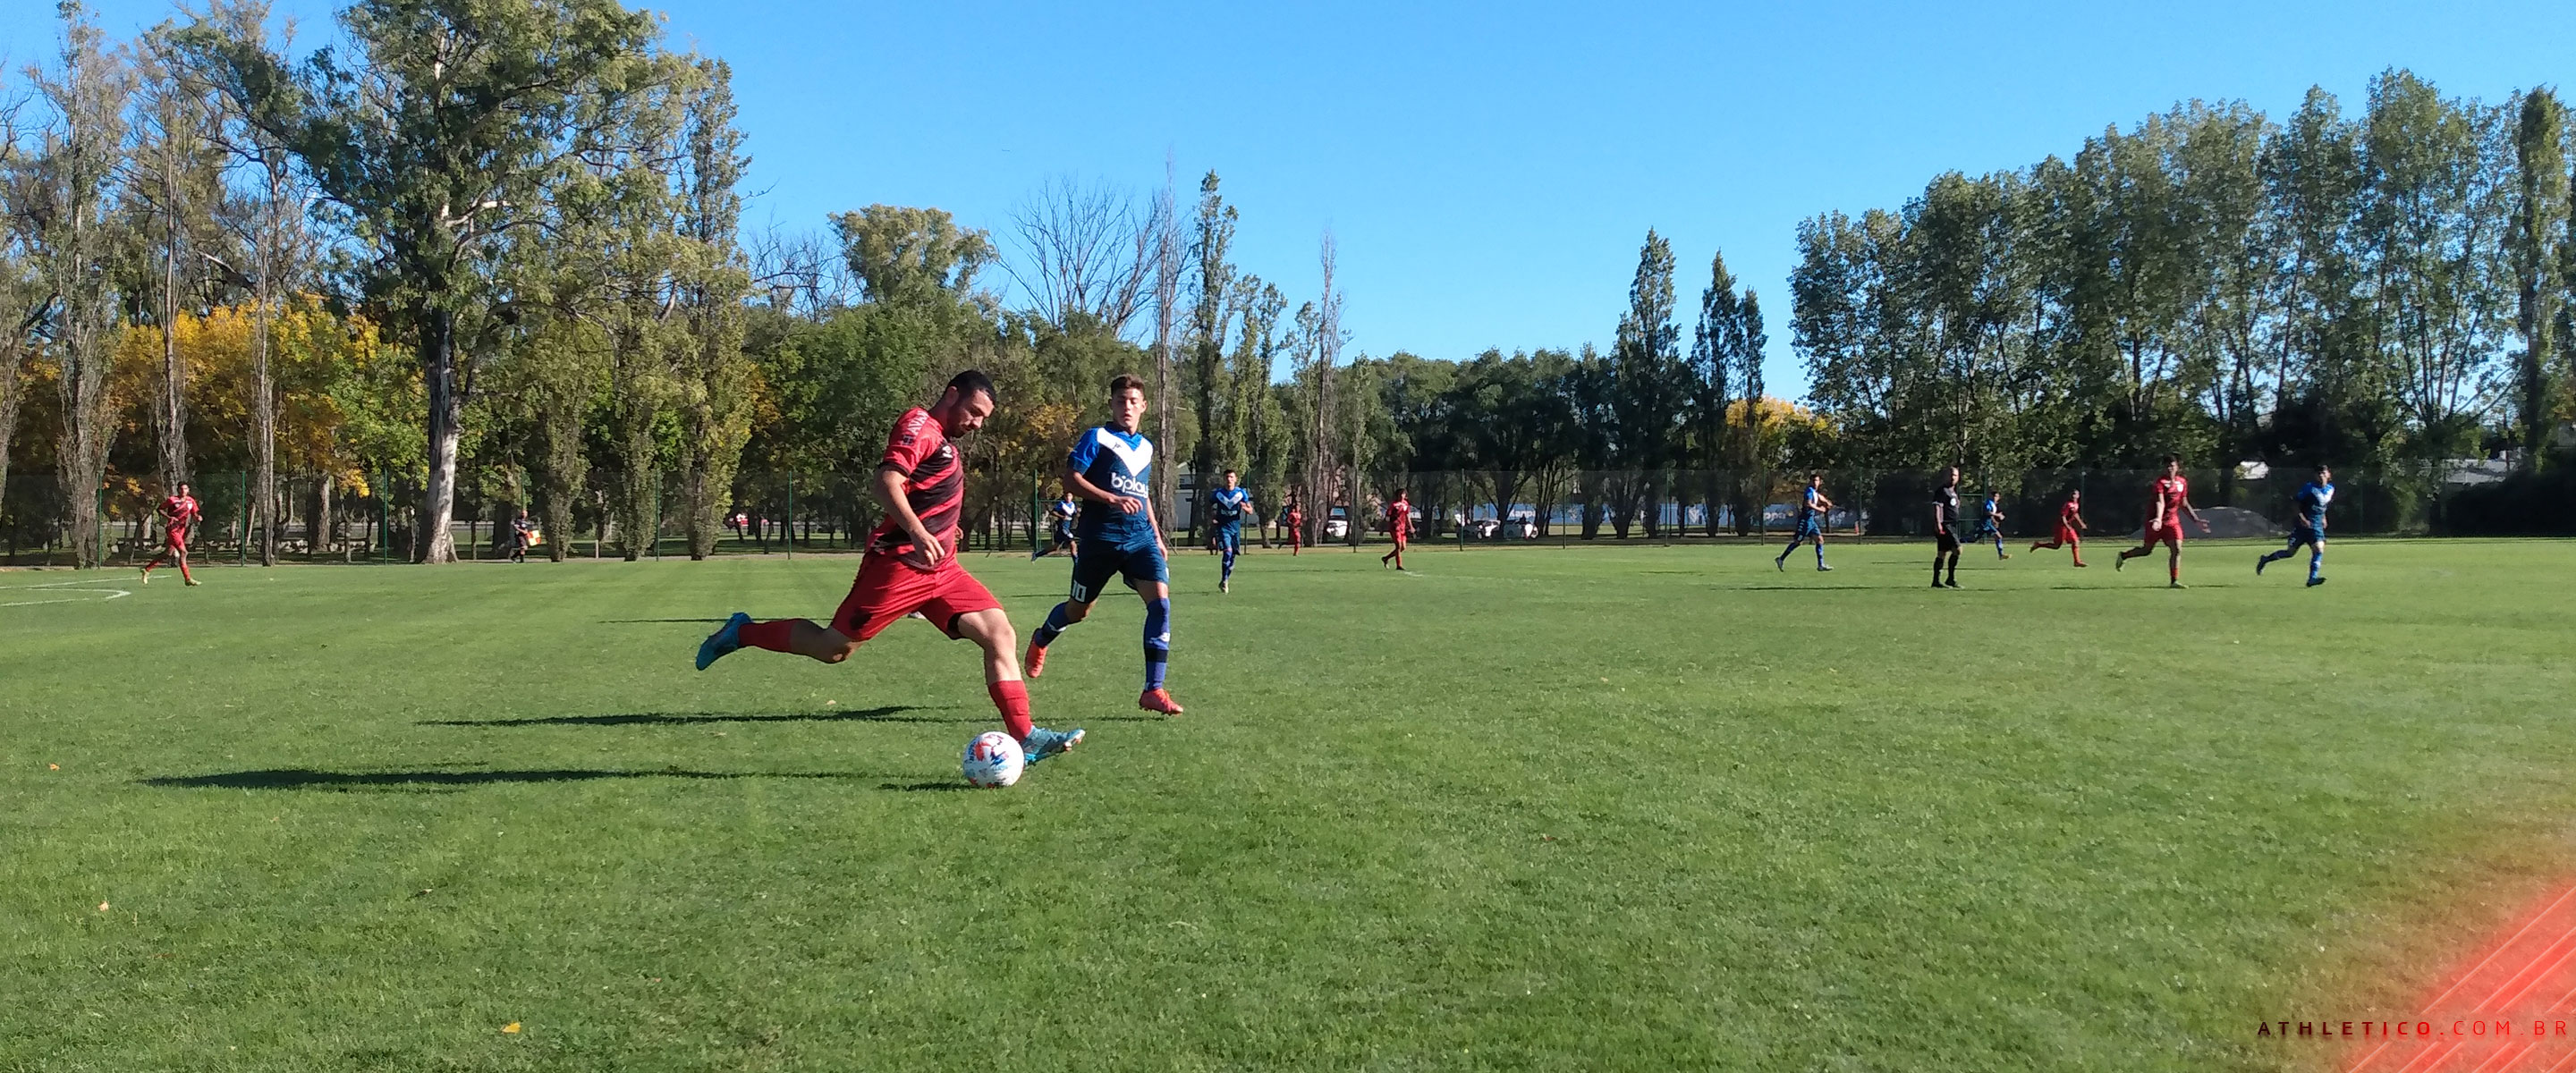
[962, 731, 1025, 788]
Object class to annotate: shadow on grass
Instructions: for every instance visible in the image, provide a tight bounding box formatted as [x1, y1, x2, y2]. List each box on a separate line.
[879, 781, 979, 792]
[601, 617, 734, 624]
[421, 705, 942, 728]
[1732, 583, 1911, 591]
[141, 767, 878, 791]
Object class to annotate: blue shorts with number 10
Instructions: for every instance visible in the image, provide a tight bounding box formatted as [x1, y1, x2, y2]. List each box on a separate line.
[1070, 536, 1168, 603]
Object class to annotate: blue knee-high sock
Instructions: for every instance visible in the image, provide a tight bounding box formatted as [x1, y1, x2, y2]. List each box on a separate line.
[1776, 536, 1799, 563]
[1142, 598, 1170, 690]
[1033, 602, 1075, 648]
[1221, 547, 1235, 585]
[1815, 538, 1828, 566]
[2309, 549, 2323, 580]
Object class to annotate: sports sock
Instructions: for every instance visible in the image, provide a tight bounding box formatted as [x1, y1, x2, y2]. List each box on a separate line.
[2169, 559, 2180, 582]
[1032, 603, 1075, 649]
[2309, 550, 2322, 581]
[1142, 597, 1170, 690]
[1814, 540, 1827, 566]
[1221, 547, 1235, 585]
[989, 679, 1035, 740]
[741, 619, 797, 652]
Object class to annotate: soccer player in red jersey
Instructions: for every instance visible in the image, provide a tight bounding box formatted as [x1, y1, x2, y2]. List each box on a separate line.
[2029, 488, 2089, 566]
[1282, 494, 1304, 555]
[1378, 488, 1412, 570]
[140, 482, 202, 587]
[694, 371, 1084, 765]
[2115, 455, 2208, 587]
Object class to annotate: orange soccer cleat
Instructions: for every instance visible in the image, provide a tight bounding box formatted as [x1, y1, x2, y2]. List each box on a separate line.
[1023, 642, 1048, 679]
[1138, 688, 1184, 715]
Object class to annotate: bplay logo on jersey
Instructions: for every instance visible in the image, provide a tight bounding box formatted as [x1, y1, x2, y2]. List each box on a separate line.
[1111, 473, 1148, 498]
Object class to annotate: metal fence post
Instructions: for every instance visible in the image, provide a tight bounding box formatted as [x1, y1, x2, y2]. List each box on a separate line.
[785, 475, 793, 562]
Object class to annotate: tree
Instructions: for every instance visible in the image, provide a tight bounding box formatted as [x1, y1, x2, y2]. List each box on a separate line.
[1184, 170, 1236, 535]
[2506, 88, 2567, 469]
[673, 58, 751, 560]
[1606, 228, 1680, 536]
[177, 0, 665, 562]
[1687, 249, 1736, 533]
[0, 75, 38, 528]
[29, 2, 132, 569]
[1004, 175, 1157, 340]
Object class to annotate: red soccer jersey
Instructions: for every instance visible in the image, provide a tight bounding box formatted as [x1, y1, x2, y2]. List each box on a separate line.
[869, 407, 965, 570]
[2150, 475, 2188, 528]
[2059, 498, 2081, 526]
[1387, 498, 1412, 538]
[160, 494, 200, 533]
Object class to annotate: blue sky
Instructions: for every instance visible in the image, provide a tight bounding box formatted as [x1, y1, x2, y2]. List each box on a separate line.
[9, 1, 2576, 401]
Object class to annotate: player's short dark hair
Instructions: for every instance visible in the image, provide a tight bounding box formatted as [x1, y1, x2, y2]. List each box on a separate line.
[1224, 468, 1238, 477]
[946, 368, 996, 404]
[1107, 373, 1146, 399]
[2315, 462, 2331, 472]
[2162, 453, 2181, 466]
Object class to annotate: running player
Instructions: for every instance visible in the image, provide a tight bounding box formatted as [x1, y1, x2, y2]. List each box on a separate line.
[1970, 489, 2012, 559]
[1207, 469, 1254, 593]
[1032, 492, 1077, 560]
[1025, 374, 1184, 715]
[1931, 466, 1962, 588]
[2029, 489, 2089, 566]
[2114, 454, 2208, 587]
[1774, 472, 1835, 571]
[2257, 464, 2333, 587]
[510, 510, 538, 562]
[1379, 489, 1412, 570]
[1282, 494, 1304, 556]
[693, 371, 1084, 765]
[140, 482, 202, 587]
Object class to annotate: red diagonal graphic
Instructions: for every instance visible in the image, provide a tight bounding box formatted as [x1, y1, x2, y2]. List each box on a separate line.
[2344, 883, 2576, 1073]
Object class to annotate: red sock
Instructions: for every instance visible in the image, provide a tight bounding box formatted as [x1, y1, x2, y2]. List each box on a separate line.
[740, 620, 797, 652]
[2169, 561, 2180, 581]
[989, 679, 1034, 740]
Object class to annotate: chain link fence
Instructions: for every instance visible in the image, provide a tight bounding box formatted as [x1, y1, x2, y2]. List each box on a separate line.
[1, 461, 2557, 568]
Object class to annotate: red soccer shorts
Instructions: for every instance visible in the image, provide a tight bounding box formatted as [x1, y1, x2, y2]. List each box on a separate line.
[828, 552, 1000, 643]
[2140, 523, 2182, 550]
[165, 528, 190, 553]
[2055, 524, 2080, 546]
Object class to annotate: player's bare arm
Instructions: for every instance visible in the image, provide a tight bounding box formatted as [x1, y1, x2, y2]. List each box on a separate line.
[875, 463, 944, 567]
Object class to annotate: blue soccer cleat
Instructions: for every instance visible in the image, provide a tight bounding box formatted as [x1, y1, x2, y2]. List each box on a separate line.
[1021, 727, 1084, 765]
[2307, 576, 2326, 587]
[696, 612, 751, 671]
[2255, 553, 2268, 576]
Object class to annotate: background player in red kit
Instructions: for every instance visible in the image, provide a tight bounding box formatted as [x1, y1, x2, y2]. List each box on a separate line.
[2029, 488, 2089, 566]
[2115, 455, 2208, 587]
[693, 370, 1083, 765]
[140, 482, 202, 587]
[1379, 488, 1412, 570]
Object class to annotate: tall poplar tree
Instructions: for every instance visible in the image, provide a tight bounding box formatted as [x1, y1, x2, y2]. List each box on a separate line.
[2507, 88, 2568, 468]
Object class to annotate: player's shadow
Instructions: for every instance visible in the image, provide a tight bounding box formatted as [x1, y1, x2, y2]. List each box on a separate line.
[140, 767, 877, 792]
[600, 617, 733, 624]
[878, 781, 978, 792]
[1733, 583, 1894, 591]
[419, 705, 949, 728]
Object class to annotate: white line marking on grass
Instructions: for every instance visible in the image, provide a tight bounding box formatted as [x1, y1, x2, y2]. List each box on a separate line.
[0, 580, 134, 607]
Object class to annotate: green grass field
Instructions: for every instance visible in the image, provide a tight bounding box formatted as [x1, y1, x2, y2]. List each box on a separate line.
[4, 538, 2572, 1071]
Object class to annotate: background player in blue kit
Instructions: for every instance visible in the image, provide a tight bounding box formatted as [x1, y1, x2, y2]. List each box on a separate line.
[1033, 492, 1078, 560]
[1025, 374, 1186, 714]
[1775, 473, 1835, 571]
[1207, 469, 1256, 594]
[1970, 489, 2011, 559]
[2258, 464, 2334, 587]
